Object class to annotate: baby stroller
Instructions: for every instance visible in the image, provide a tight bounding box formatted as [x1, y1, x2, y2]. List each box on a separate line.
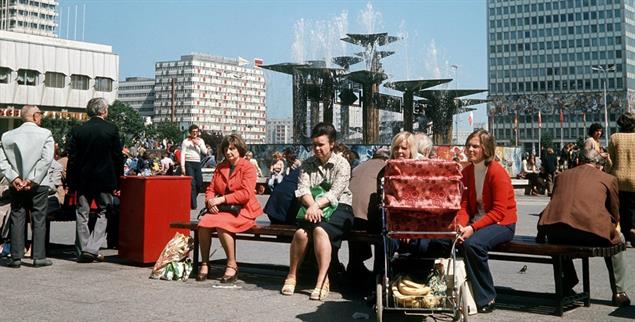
[376, 159, 470, 322]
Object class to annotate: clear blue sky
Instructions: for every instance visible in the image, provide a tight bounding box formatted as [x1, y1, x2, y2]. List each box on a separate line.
[60, 0, 488, 128]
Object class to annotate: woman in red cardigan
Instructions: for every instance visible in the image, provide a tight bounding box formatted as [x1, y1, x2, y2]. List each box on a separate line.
[456, 129, 517, 313]
[196, 134, 263, 283]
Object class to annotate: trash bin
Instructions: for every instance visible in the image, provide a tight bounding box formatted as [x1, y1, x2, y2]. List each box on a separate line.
[118, 176, 191, 264]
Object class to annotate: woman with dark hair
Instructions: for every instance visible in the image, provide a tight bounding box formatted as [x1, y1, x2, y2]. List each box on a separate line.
[609, 112, 635, 245]
[281, 123, 353, 301]
[283, 147, 301, 174]
[196, 134, 263, 283]
[180, 124, 208, 209]
[585, 122, 612, 168]
[455, 129, 517, 313]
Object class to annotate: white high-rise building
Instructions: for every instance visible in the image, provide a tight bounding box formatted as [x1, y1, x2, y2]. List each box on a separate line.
[0, 0, 58, 38]
[153, 54, 266, 144]
[266, 117, 292, 144]
[118, 76, 155, 120]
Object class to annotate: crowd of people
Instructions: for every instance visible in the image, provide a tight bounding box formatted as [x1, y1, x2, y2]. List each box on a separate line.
[0, 98, 633, 312]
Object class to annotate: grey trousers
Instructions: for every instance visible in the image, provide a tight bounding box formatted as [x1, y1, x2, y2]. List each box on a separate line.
[75, 192, 112, 256]
[10, 186, 49, 260]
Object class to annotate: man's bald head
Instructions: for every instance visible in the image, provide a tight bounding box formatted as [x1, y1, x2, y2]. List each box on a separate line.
[21, 105, 43, 125]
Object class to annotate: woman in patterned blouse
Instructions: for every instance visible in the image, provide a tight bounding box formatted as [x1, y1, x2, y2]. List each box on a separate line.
[280, 123, 353, 301]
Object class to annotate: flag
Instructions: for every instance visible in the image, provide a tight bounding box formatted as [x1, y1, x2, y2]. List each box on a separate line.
[254, 58, 264, 66]
[537, 110, 542, 128]
[468, 111, 473, 126]
[559, 108, 564, 127]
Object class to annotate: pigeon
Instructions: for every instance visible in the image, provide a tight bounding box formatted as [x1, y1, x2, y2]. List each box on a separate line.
[518, 265, 528, 274]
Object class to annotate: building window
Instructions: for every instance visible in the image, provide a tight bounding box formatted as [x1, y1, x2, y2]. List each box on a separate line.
[71, 74, 90, 90]
[95, 77, 113, 92]
[17, 69, 39, 86]
[44, 72, 65, 88]
[0, 67, 10, 84]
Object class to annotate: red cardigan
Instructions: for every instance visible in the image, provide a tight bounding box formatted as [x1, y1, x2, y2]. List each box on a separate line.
[206, 157, 263, 220]
[456, 161, 517, 230]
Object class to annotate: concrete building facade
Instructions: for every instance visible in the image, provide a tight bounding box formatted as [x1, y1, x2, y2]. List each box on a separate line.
[118, 76, 155, 120]
[0, 30, 118, 132]
[153, 54, 266, 144]
[0, 0, 58, 38]
[266, 117, 292, 144]
[487, 0, 633, 151]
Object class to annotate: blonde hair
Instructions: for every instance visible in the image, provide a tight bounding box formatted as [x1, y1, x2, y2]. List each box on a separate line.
[390, 131, 418, 159]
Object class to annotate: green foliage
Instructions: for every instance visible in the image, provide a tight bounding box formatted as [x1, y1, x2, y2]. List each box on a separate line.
[152, 122, 184, 146]
[200, 130, 224, 155]
[41, 117, 82, 149]
[541, 131, 554, 149]
[108, 100, 145, 146]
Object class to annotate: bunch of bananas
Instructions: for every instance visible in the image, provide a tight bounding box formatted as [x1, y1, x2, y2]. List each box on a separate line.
[391, 276, 440, 308]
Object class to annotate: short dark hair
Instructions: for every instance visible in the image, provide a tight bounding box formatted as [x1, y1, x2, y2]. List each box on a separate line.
[188, 124, 199, 133]
[465, 129, 496, 166]
[617, 112, 635, 133]
[310, 122, 337, 142]
[588, 123, 603, 137]
[219, 134, 247, 157]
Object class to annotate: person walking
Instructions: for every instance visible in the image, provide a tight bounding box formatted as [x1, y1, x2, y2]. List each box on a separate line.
[67, 98, 124, 263]
[0, 105, 54, 268]
[180, 124, 208, 209]
[541, 147, 558, 196]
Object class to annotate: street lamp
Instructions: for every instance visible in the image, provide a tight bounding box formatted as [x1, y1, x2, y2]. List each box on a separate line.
[451, 64, 459, 144]
[591, 64, 616, 146]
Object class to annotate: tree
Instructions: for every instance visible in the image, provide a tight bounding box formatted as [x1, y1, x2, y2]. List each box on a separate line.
[541, 131, 554, 150]
[152, 122, 184, 146]
[200, 130, 224, 154]
[108, 100, 145, 146]
[41, 117, 82, 149]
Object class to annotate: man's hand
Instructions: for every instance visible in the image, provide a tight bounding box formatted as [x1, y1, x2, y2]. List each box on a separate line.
[113, 190, 121, 197]
[11, 177, 25, 191]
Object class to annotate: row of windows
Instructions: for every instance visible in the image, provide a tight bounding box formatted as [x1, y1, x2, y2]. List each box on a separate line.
[490, 22, 622, 42]
[8, 8, 56, 20]
[490, 78, 623, 94]
[491, 64, 622, 79]
[489, 9, 620, 29]
[489, 51, 622, 66]
[489, 0, 618, 15]
[495, 127, 604, 141]
[0, 68, 113, 92]
[10, 0, 57, 10]
[493, 112, 614, 125]
[490, 36, 622, 53]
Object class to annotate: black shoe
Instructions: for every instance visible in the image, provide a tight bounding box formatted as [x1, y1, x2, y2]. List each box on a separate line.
[7, 259, 21, 268]
[612, 292, 631, 307]
[33, 258, 53, 267]
[220, 266, 238, 284]
[477, 301, 495, 313]
[77, 252, 96, 263]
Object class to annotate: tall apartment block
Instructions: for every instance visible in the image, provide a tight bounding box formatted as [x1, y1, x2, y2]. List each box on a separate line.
[487, 0, 633, 151]
[266, 117, 293, 144]
[0, 0, 58, 37]
[118, 77, 155, 120]
[153, 54, 266, 144]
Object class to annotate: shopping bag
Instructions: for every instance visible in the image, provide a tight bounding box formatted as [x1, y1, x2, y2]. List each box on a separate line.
[150, 232, 194, 281]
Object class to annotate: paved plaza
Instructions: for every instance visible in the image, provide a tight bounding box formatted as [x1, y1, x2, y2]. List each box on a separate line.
[1, 192, 634, 322]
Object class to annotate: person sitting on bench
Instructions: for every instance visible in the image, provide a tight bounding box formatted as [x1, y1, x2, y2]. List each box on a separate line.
[538, 147, 631, 307]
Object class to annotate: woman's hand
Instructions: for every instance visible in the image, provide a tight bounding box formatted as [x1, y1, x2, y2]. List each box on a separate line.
[207, 197, 224, 208]
[458, 225, 474, 241]
[305, 203, 323, 223]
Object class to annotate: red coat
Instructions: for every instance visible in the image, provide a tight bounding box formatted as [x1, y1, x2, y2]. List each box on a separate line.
[206, 157, 262, 220]
[456, 161, 517, 230]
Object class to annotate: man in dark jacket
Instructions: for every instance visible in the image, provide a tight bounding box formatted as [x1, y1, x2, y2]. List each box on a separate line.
[67, 98, 124, 263]
[541, 147, 558, 195]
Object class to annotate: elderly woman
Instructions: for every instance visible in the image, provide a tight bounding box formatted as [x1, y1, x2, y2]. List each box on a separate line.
[609, 112, 635, 246]
[281, 123, 353, 301]
[196, 134, 262, 283]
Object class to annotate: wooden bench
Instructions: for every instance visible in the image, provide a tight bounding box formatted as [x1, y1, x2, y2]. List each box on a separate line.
[169, 220, 624, 316]
[490, 235, 625, 316]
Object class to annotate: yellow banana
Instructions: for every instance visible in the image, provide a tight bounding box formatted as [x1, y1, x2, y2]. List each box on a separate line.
[398, 281, 431, 296]
[400, 277, 427, 289]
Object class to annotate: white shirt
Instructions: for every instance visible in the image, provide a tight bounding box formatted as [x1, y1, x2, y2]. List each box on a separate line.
[180, 137, 208, 168]
[473, 161, 488, 222]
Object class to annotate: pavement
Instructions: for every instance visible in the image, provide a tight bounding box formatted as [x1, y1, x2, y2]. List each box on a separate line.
[0, 192, 634, 322]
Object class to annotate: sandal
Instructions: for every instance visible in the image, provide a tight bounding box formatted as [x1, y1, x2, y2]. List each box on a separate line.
[196, 264, 208, 282]
[220, 265, 238, 284]
[309, 279, 330, 301]
[281, 277, 296, 296]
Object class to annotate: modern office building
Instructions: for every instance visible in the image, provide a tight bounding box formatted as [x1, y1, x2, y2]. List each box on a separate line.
[266, 117, 292, 144]
[118, 76, 155, 120]
[0, 0, 58, 38]
[487, 0, 633, 151]
[153, 54, 266, 144]
[0, 29, 118, 132]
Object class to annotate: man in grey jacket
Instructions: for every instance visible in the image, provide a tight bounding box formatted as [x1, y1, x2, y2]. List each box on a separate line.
[0, 105, 54, 268]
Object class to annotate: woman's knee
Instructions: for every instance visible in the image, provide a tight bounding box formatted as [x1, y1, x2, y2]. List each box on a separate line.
[293, 228, 309, 242]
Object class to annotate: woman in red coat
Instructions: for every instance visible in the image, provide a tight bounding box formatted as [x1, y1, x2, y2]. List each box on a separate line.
[196, 134, 262, 283]
[455, 129, 517, 313]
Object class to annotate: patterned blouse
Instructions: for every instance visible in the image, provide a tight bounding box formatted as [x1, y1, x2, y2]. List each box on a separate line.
[295, 152, 352, 207]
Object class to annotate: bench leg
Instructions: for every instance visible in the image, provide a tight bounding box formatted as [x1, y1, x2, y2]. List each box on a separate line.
[604, 256, 618, 297]
[552, 256, 564, 316]
[192, 229, 199, 277]
[582, 258, 590, 307]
